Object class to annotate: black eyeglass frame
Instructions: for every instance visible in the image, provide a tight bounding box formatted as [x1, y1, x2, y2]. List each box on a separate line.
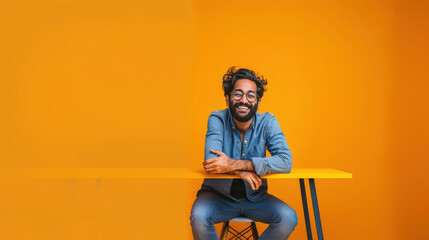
[229, 89, 259, 103]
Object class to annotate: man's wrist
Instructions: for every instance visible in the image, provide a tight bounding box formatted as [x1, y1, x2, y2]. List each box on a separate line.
[229, 159, 255, 172]
[226, 170, 241, 175]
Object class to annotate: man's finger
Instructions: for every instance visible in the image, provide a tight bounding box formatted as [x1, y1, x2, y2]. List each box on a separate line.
[253, 173, 262, 185]
[247, 177, 256, 190]
[205, 166, 217, 172]
[250, 175, 261, 190]
[210, 149, 223, 156]
[256, 178, 262, 189]
[204, 162, 216, 169]
[246, 179, 254, 191]
[204, 158, 217, 164]
[204, 166, 215, 172]
[252, 177, 259, 190]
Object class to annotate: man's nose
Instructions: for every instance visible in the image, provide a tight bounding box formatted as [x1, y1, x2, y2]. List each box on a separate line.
[239, 96, 248, 105]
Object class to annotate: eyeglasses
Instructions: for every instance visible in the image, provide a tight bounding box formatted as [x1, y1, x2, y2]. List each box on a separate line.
[230, 89, 258, 103]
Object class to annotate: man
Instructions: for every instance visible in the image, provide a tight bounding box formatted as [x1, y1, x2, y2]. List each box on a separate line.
[190, 67, 297, 240]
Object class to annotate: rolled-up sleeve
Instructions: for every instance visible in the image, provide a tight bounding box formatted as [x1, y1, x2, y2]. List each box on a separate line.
[251, 116, 292, 176]
[204, 113, 224, 161]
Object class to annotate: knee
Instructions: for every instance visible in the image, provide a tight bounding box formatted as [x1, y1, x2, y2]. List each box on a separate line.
[277, 207, 298, 228]
[190, 207, 213, 228]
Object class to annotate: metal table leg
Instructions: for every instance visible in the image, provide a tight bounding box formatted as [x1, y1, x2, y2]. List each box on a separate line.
[309, 178, 324, 240]
[300, 178, 313, 240]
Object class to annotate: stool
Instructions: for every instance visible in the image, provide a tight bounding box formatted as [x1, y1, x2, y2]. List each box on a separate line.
[219, 217, 259, 240]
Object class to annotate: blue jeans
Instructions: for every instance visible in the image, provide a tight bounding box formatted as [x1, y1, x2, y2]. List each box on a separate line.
[190, 191, 298, 240]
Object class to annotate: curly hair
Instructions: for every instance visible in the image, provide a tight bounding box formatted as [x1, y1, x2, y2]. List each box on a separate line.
[222, 66, 268, 98]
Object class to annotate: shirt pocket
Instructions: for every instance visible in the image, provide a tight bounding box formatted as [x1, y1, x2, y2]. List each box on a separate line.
[250, 142, 267, 158]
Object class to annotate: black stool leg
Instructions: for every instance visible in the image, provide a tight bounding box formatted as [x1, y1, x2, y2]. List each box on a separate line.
[251, 222, 259, 239]
[220, 221, 259, 240]
[220, 221, 229, 240]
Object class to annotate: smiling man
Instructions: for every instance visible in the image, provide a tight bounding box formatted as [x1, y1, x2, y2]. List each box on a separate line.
[190, 67, 298, 240]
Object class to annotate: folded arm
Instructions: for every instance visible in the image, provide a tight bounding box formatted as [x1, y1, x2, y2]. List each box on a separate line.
[203, 149, 255, 173]
[203, 113, 261, 190]
[250, 116, 292, 177]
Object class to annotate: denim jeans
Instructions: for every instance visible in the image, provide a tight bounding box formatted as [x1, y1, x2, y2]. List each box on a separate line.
[190, 191, 298, 240]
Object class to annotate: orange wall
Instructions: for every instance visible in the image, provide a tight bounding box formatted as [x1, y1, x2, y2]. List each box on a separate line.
[1, 0, 428, 239]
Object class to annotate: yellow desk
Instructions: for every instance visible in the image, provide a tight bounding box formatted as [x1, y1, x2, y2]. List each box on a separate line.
[19, 168, 350, 179]
[19, 168, 352, 240]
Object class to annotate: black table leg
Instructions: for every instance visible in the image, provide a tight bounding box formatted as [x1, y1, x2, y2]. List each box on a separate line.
[309, 178, 324, 240]
[299, 178, 313, 240]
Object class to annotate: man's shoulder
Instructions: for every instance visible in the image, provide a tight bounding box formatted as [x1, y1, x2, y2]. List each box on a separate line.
[255, 111, 276, 124]
[209, 109, 228, 119]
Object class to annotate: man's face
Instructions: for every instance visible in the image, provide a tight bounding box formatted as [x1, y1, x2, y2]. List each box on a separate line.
[226, 79, 261, 123]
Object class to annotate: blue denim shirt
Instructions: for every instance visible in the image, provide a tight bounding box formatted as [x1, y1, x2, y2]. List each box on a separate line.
[199, 108, 292, 202]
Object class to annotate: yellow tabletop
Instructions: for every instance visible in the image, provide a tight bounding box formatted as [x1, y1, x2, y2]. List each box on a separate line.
[18, 168, 352, 179]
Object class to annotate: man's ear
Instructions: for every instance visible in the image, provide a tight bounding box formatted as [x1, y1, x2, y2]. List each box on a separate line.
[225, 95, 229, 107]
[257, 98, 261, 110]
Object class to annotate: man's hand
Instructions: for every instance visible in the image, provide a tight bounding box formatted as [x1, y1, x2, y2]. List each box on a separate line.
[238, 171, 262, 191]
[203, 149, 233, 174]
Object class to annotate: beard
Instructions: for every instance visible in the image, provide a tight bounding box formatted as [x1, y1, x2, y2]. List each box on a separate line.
[229, 99, 258, 122]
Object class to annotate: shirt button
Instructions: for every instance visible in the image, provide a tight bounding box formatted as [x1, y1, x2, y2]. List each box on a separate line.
[242, 153, 245, 157]
[244, 140, 247, 143]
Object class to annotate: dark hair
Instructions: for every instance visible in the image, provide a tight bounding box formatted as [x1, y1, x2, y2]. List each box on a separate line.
[222, 66, 268, 98]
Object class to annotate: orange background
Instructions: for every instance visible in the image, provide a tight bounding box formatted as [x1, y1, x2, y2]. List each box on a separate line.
[1, 0, 428, 239]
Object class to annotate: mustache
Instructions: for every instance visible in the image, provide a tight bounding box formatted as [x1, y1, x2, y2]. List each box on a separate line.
[234, 102, 252, 108]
